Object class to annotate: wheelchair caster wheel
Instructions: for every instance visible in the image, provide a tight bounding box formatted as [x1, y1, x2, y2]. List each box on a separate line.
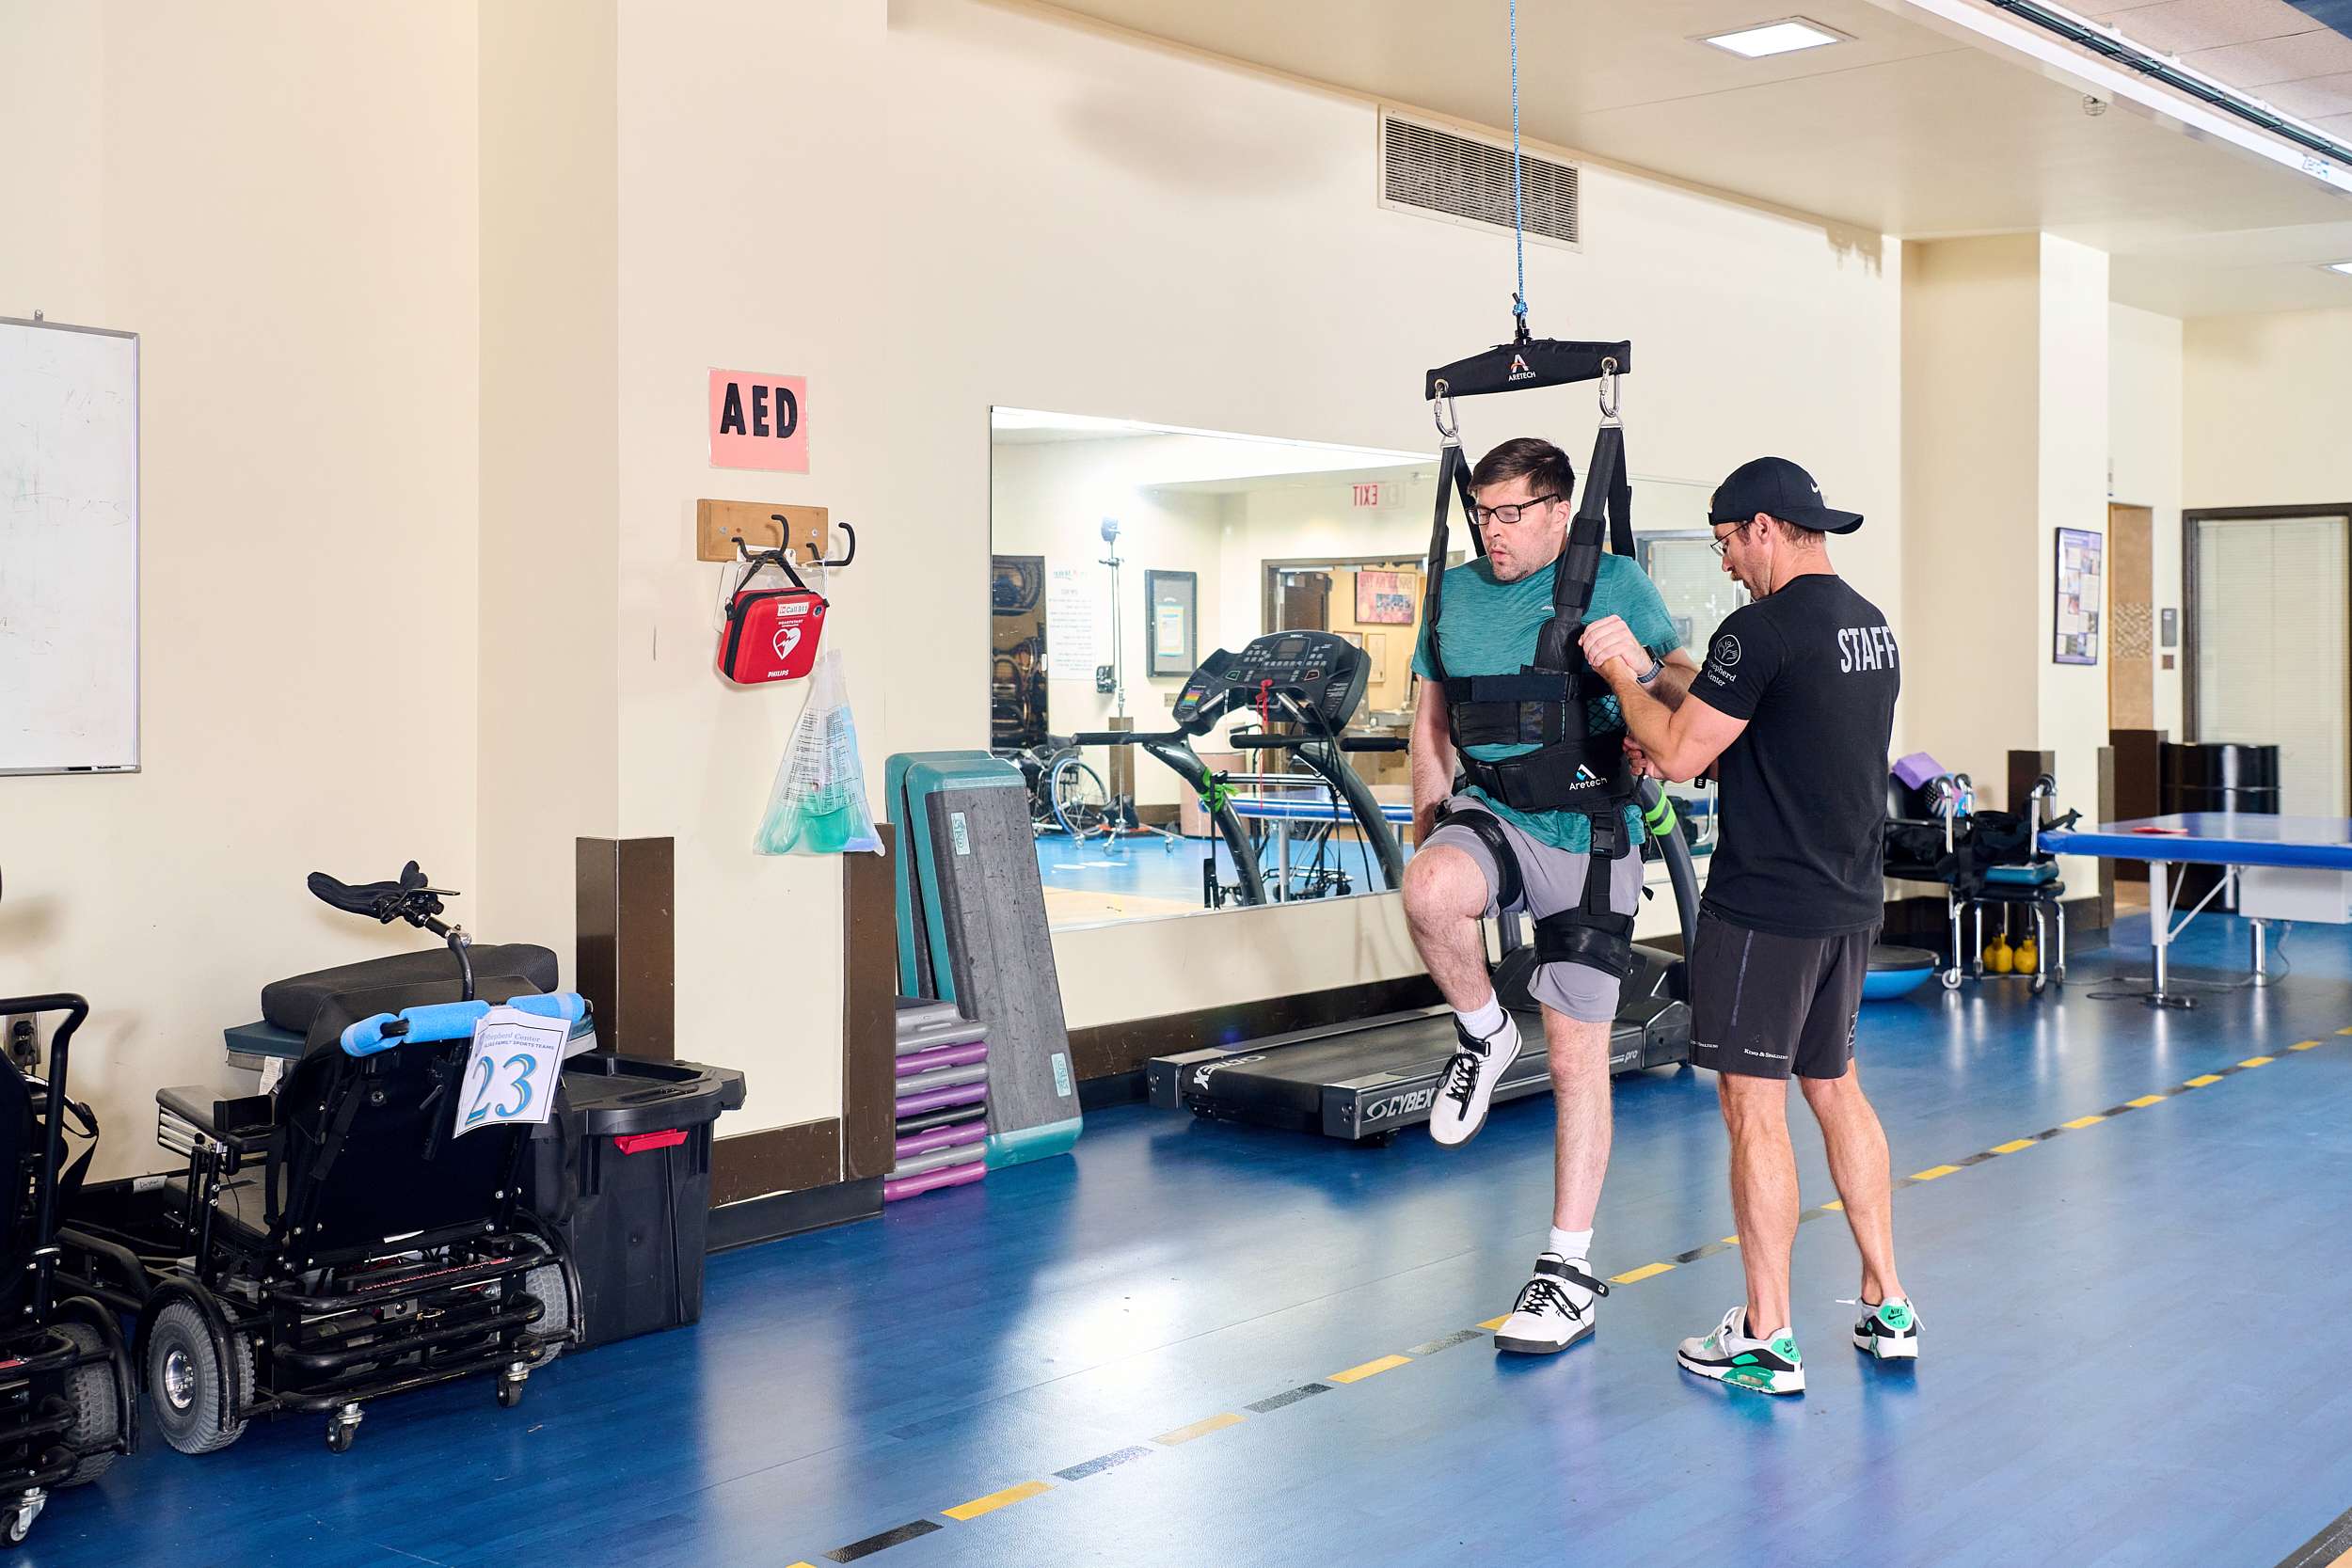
[5, 1491, 45, 1545]
[498, 1376, 525, 1409]
[1940, 969, 1963, 991]
[326, 1404, 361, 1453]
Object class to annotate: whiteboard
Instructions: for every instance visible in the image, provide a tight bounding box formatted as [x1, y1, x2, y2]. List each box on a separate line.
[0, 317, 139, 774]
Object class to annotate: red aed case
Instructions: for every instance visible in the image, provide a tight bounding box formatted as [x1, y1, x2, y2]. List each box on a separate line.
[718, 552, 828, 684]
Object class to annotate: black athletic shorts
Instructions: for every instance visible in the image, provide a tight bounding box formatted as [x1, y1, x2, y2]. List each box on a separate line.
[1688, 911, 1876, 1081]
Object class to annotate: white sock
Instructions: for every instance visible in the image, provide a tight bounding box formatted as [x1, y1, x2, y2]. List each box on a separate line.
[1547, 1227, 1593, 1266]
[1455, 995, 1508, 1040]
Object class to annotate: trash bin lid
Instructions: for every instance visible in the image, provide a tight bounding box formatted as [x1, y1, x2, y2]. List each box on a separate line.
[561, 1053, 746, 1136]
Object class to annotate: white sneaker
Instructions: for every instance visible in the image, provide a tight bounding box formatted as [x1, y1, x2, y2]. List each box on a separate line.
[1493, 1253, 1608, 1354]
[1676, 1306, 1805, 1395]
[1428, 1012, 1521, 1147]
[1845, 1297, 1922, 1360]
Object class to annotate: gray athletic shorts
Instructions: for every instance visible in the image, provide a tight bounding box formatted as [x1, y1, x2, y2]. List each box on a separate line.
[1421, 792, 1645, 1023]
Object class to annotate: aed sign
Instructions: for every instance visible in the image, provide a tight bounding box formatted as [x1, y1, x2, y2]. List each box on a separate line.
[709, 369, 808, 471]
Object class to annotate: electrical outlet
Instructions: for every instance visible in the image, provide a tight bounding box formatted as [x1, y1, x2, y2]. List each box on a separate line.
[4, 1016, 38, 1069]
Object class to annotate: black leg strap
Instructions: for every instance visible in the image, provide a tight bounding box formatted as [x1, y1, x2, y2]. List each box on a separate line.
[1534, 911, 1635, 979]
[1432, 801, 1524, 910]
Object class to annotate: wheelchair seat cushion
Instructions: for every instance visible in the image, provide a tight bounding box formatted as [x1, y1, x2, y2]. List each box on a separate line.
[261, 944, 560, 1033]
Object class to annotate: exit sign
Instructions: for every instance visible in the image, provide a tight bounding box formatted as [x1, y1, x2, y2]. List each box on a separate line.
[1353, 483, 1387, 508]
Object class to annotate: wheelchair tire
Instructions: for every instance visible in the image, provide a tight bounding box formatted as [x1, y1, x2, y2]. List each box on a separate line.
[146, 1299, 250, 1456]
[521, 1260, 579, 1347]
[1049, 756, 1110, 840]
[55, 1323, 121, 1485]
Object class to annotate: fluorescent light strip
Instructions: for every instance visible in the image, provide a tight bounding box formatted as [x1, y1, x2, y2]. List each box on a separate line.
[1700, 18, 1848, 58]
[2326, 261, 2352, 277]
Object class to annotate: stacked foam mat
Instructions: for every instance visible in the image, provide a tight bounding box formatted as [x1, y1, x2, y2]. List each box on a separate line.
[888, 998, 990, 1201]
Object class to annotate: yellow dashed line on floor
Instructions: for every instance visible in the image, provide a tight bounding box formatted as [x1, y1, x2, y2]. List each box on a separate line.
[2061, 1115, 2106, 1130]
[1722, 1235, 1741, 1244]
[1476, 1313, 1510, 1331]
[2240, 1055, 2275, 1068]
[1153, 1413, 1244, 1446]
[1911, 1164, 1963, 1180]
[1821, 1200, 1844, 1212]
[943, 1481, 1053, 1522]
[2126, 1095, 2166, 1109]
[1328, 1354, 1412, 1385]
[1612, 1262, 1676, 1285]
[1990, 1138, 2037, 1154]
[2185, 1073, 2224, 1087]
[2290, 1040, 2322, 1052]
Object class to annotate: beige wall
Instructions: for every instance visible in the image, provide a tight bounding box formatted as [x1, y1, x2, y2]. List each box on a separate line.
[478, 0, 624, 946]
[2034, 235, 2110, 831]
[1900, 236, 2042, 805]
[2184, 309, 2352, 511]
[0, 4, 483, 1177]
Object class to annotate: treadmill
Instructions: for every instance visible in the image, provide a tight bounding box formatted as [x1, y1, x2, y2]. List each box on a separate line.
[1072, 629, 1406, 908]
[1147, 762, 1702, 1143]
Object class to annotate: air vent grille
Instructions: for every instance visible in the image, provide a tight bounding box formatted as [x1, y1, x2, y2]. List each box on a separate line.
[1381, 112, 1578, 246]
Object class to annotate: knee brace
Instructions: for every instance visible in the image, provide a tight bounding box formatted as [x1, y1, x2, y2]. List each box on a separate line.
[1432, 802, 1524, 910]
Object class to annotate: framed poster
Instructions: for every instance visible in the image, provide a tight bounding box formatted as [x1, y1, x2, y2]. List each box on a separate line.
[2054, 527, 2104, 666]
[1145, 568, 1197, 678]
[1356, 568, 1417, 625]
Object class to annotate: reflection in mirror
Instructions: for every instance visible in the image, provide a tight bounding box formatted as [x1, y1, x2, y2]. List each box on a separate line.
[989, 407, 1730, 930]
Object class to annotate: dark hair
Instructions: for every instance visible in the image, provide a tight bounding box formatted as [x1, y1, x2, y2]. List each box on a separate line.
[1470, 436, 1575, 500]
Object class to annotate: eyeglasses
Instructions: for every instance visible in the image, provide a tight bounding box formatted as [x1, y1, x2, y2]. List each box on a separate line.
[1709, 521, 1754, 559]
[1471, 493, 1562, 527]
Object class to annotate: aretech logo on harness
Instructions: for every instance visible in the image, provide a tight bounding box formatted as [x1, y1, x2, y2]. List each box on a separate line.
[1507, 354, 1535, 382]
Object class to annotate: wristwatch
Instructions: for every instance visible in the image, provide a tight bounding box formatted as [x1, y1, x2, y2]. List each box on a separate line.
[1634, 655, 1664, 687]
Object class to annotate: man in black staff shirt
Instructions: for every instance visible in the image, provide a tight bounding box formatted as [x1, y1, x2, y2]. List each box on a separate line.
[1579, 457, 1915, 1397]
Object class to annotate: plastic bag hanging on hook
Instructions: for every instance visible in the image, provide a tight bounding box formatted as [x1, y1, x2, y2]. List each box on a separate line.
[755, 649, 883, 856]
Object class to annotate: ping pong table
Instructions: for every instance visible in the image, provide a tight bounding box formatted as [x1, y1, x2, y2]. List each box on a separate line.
[2040, 813, 2352, 1006]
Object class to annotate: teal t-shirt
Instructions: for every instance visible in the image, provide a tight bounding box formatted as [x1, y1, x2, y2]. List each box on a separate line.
[1411, 552, 1681, 852]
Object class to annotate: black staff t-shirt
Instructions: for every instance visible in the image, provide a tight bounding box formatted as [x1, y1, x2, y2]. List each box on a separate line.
[1689, 574, 1899, 937]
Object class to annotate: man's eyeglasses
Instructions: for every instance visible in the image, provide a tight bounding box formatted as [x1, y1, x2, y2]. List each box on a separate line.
[1709, 520, 1754, 559]
[1472, 493, 1562, 527]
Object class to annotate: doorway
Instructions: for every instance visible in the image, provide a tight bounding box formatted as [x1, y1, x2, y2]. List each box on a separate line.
[2107, 504, 2153, 731]
[2184, 506, 2351, 816]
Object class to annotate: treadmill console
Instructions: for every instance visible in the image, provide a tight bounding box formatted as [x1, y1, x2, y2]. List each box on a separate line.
[1171, 630, 1371, 734]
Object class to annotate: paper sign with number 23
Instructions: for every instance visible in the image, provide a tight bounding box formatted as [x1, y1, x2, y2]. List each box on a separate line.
[454, 1005, 566, 1138]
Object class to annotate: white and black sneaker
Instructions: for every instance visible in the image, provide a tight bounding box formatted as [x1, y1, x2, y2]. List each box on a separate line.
[1428, 1012, 1521, 1147]
[1677, 1306, 1805, 1395]
[1846, 1297, 1921, 1360]
[1494, 1254, 1608, 1354]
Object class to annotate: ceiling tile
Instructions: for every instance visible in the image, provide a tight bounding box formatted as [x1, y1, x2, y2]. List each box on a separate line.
[2099, 0, 2323, 54]
[2183, 28, 2352, 84]
[2316, 110, 2352, 130]
[2258, 69, 2352, 113]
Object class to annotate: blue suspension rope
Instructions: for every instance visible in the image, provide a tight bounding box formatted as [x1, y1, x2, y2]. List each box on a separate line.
[1510, 0, 1528, 339]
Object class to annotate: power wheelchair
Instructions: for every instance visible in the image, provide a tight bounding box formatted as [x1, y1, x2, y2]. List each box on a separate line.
[0, 990, 136, 1545]
[58, 863, 582, 1455]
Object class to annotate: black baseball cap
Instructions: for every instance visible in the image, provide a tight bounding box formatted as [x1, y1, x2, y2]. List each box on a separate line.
[1708, 456, 1863, 534]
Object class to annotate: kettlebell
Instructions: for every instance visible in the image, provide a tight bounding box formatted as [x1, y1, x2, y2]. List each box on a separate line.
[1987, 932, 2014, 974]
[2015, 935, 2039, 975]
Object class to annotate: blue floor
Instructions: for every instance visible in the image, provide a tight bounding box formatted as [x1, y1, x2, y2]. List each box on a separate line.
[32, 910, 2352, 1568]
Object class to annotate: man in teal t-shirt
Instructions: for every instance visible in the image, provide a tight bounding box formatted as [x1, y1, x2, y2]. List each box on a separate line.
[1401, 436, 1697, 1359]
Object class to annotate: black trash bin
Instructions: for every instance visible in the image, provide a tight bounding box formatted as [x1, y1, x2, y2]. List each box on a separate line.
[529, 1053, 746, 1349]
[2161, 741, 2280, 912]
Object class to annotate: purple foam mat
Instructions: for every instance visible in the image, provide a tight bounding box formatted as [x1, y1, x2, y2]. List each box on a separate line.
[894, 1081, 988, 1117]
[896, 1121, 989, 1159]
[1892, 751, 1945, 791]
[884, 1160, 986, 1202]
[896, 1041, 988, 1077]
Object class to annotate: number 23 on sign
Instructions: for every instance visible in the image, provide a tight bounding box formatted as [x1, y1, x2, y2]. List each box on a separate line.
[454, 1006, 566, 1137]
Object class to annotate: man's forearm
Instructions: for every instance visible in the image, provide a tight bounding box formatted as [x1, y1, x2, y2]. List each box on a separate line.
[1643, 660, 1694, 711]
[1603, 663, 1677, 760]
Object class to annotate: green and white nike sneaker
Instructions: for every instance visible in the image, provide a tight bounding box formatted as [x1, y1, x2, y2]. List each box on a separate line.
[1846, 1297, 1921, 1360]
[1677, 1306, 1805, 1395]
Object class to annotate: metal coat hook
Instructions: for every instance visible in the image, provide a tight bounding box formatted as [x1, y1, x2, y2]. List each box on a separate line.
[769, 514, 856, 570]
